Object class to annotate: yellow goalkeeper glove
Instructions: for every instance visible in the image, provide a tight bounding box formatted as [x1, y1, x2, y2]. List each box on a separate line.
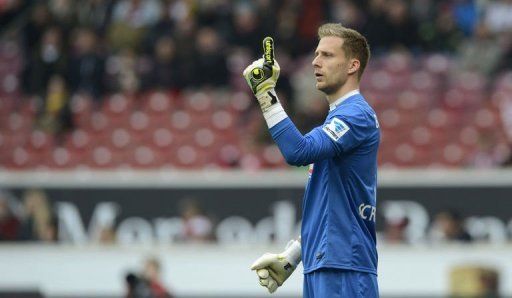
[250, 239, 301, 293]
[243, 37, 280, 112]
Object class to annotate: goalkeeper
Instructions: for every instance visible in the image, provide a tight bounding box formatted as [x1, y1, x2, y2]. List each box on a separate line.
[243, 24, 380, 297]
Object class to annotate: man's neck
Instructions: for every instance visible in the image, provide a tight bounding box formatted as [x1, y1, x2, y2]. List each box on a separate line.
[326, 80, 360, 105]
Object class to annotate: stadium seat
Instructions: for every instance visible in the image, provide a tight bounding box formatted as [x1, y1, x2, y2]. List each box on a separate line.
[2, 146, 43, 169]
[261, 144, 286, 168]
[44, 147, 82, 169]
[128, 111, 151, 138]
[84, 146, 121, 169]
[126, 145, 165, 169]
[143, 91, 174, 110]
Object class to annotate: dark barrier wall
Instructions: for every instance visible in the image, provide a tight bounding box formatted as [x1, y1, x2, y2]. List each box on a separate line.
[9, 186, 512, 244]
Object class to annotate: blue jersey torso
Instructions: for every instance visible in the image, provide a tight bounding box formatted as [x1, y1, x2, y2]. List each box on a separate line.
[269, 93, 380, 275]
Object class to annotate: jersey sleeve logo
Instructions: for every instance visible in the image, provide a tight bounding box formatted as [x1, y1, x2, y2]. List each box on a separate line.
[322, 117, 350, 141]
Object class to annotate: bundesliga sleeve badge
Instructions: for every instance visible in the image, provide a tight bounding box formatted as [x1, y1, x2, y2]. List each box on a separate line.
[322, 117, 350, 141]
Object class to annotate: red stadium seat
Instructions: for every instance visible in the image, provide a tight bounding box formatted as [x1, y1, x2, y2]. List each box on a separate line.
[422, 54, 451, 75]
[214, 143, 242, 168]
[183, 91, 214, 122]
[495, 71, 512, 92]
[2, 146, 39, 169]
[229, 92, 252, 113]
[126, 146, 165, 169]
[2, 112, 32, 135]
[261, 144, 286, 168]
[210, 109, 236, 132]
[26, 130, 54, 154]
[473, 107, 500, 131]
[169, 110, 192, 132]
[140, 91, 174, 116]
[148, 128, 176, 152]
[128, 111, 150, 137]
[439, 143, 469, 167]
[102, 93, 133, 126]
[84, 146, 122, 169]
[44, 147, 83, 169]
[172, 145, 206, 168]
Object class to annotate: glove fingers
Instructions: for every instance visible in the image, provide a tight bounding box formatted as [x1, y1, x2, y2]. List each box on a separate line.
[259, 277, 269, 286]
[267, 277, 278, 293]
[256, 268, 269, 279]
[262, 37, 274, 66]
[250, 253, 275, 270]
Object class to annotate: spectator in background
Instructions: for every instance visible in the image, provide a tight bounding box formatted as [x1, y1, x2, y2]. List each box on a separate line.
[18, 189, 52, 241]
[48, 0, 75, 28]
[0, 191, 21, 241]
[193, 27, 229, 88]
[140, 35, 182, 91]
[76, 0, 116, 36]
[0, 0, 26, 28]
[483, 0, 512, 35]
[423, 6, 463, 53]
[24, 26, 68, 95]
[329, 0, 365, 31]
[179, 198, 213, 242]
[142, 257, 174, 298]
[36, 75, 73, 137]
[452, 0, 478, 36]
[385, 0, 420, 52]
[108, 0, 161, 51]
[230, 4, 263, 56]
[431, 209, 473, 243]
[362, 0, 390, 54]
[455, 23, 503, 76]
[21, 3, 51, 60]
[125, 256, 174, 298]
[142, 4, 175, 55]
[68, 28, 105, 100]
[105, 48, 141, 94]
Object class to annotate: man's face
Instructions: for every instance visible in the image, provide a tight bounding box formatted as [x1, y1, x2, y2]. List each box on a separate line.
[312, 36, 350, 95]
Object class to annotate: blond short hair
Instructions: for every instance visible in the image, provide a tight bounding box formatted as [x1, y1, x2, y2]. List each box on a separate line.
[318, 23, 370, 80]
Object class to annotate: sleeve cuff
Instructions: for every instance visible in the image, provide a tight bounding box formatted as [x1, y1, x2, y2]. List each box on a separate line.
[263, 102, 288, 128]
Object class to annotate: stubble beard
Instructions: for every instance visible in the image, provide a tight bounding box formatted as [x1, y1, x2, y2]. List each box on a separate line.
[317, 78, 344, 97]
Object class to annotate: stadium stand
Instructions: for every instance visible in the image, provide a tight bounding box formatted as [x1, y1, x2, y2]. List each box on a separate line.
[0, 0, 511, 170]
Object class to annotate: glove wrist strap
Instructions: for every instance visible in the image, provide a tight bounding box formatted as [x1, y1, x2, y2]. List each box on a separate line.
[256, 89, 279, 112]
[283, 239, 302, 267]
[258, 89, 288, 128]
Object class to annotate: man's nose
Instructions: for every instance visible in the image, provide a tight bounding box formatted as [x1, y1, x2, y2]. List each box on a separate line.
[312, 56, 320, 68]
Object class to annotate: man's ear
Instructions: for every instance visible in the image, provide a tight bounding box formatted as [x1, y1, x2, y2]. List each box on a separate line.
[348, 59, 360, 76]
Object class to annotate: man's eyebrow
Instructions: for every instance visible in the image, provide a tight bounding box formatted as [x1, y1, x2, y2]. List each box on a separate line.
[315, 50, 333, 55]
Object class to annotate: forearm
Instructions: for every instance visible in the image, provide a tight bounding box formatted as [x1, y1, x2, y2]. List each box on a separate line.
[263, 99, 334, 166]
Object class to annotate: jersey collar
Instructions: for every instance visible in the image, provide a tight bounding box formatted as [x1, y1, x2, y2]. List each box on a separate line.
[329, 89, 360, 111]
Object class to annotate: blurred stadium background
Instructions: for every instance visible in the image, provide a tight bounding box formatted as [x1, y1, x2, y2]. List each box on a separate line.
[0, 0, 512, 297]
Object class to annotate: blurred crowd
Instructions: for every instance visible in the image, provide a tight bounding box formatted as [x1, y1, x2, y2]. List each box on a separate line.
[1, 0, 512, 136]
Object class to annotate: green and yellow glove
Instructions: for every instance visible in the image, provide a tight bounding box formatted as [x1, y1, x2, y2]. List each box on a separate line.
[250, 239, 301, 293]
[243, 37, 280, 112]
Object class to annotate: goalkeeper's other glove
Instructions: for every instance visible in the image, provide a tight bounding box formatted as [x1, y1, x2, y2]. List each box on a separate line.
[242, 37, 280, 112]
[250, 239, 301, 293]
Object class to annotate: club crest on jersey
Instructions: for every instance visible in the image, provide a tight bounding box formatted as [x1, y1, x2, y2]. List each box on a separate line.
[323, 117, 349, 141]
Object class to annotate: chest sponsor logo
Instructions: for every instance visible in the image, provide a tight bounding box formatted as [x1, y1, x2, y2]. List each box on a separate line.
[323, 117, 349, 141]
[359, 203, 376, 222]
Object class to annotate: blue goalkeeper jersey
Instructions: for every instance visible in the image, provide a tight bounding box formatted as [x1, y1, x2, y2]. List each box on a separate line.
[269, 90, 380, 275]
